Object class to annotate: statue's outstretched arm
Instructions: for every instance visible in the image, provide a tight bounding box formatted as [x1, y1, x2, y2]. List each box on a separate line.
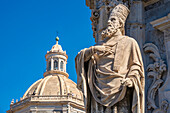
[84, 45, 106, 62]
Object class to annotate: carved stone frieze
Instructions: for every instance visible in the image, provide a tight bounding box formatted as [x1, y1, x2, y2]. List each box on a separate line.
[144, 43, 167, 112]
[91, 9, 100, 39]
[96, 0, 129, 9]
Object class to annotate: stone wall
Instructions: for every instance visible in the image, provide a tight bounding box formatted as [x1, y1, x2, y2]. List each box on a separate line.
[144, 0, 170, 112]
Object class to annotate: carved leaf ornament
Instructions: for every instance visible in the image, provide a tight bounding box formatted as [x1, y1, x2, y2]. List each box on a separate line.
[143, 43, 166, 111]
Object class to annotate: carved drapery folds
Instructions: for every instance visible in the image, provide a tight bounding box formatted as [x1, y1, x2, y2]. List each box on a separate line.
[144, 43, 168, 112]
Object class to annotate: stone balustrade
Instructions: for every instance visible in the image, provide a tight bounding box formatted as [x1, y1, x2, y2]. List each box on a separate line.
[11, 95, 84, 109]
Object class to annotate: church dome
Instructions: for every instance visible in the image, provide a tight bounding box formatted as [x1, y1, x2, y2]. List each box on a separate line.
[7, 37, 85, 113]
[21, 37, 84, 107]
[23, 74, 83, 100]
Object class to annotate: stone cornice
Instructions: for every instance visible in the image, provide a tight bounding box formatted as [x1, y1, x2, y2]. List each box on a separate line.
[150, 13, 170, 32]
[43, 70, 69, 78]
[8, 95, 84, 113]
[45, 51, 68, 59]
[46, 54, 67, 62]
[144, 0, 159, 7]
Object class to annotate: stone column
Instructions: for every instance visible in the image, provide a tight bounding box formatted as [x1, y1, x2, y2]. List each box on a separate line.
[127, 0, 145, 52]
[150, 13, 170, 111]
[97, 6, 108, 43]
[67, 103, 71, 113]
[126, 1, 146, 82]
[51, 57, 54, 70]
[58, 58, 61, 71]
[64, 60, 67, 72]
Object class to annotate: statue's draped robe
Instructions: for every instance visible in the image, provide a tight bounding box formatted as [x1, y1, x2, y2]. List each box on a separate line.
[75, 36, 145, 113]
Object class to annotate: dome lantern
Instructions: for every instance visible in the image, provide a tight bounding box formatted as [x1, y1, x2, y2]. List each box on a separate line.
[44, 36, 68, 77]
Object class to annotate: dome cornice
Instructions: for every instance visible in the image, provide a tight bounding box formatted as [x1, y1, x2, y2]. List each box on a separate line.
[45, 51, 68, 59]
[43, 70, 69, 78]
[8, 95, 84, 113]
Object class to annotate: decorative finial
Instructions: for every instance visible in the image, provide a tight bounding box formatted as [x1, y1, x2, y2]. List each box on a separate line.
[56, 31, 59, 44]
[56, 36, 59, 44]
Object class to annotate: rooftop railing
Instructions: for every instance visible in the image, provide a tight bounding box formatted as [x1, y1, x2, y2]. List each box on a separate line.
[11, 95, 84, 109]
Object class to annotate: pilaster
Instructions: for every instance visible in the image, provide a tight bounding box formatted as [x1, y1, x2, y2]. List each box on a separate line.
[127, 0, 145, 50]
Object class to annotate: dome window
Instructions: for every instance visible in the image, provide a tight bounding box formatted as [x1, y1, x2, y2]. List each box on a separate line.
[60, 61, 64, 71]
[54, 60, 58, 70]
[48, 61, 51, 71]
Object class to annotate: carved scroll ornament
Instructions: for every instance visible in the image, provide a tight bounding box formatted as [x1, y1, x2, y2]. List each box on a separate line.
[144, 43, 167, 112]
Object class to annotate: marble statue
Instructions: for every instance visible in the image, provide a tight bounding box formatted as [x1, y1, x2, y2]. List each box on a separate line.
[75, 4, 145, 113]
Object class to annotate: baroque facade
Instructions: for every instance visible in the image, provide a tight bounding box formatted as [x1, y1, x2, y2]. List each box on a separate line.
[7, 37, 85, 113]
[85, 0, 170, 112]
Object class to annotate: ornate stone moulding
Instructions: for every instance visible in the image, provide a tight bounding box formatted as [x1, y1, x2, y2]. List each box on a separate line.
[86, 0, 129, 9]
[43, 70, 69, 77]
[9, 95, 84, 112]
[45, 52, 68, 60]
[144, 43, 167, 112]
[150, 13, 170, 32]
[144, 0, 160, 7]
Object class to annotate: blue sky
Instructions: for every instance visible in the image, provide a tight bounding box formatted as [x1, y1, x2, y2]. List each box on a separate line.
[0, 0, 95, 112]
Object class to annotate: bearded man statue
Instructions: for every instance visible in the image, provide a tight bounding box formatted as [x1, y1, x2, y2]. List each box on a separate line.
[75, 4, 145, 113]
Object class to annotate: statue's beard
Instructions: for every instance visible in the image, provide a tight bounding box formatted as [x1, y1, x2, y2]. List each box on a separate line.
[101, 24, 118, 39]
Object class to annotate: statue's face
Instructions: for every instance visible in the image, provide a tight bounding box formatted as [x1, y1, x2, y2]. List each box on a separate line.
[101, 16, 121, 39]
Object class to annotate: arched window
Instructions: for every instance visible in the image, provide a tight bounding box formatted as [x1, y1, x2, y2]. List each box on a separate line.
[54, 60, 58, 70]
[48, 61, 51, 70]
[60, 61, 64, 71]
